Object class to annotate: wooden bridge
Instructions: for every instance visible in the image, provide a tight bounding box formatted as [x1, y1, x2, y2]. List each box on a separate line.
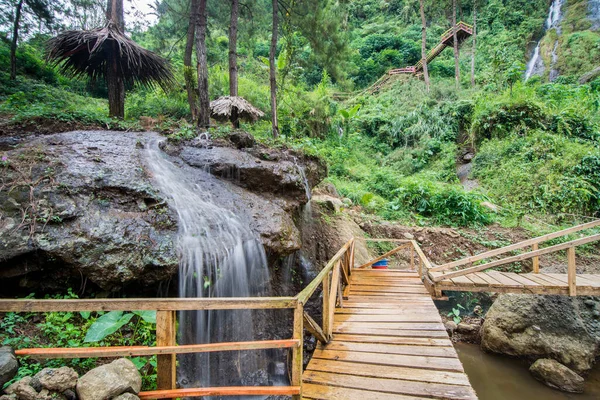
[2, 222, 599, 398]
[0, 238, 479, 399]
[424, 220, 600, 298]
[389, 21, 473, 75]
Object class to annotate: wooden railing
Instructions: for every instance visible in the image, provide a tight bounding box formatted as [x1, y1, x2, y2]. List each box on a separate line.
[428, 220, 600, 296]
[440, 21, 474, 43]
[0, 239, 357, 399]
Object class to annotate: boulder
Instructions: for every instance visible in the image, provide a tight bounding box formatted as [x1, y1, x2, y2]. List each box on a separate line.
[529, 358, 585, 393]
[0, 395, 17, 400]
[76, 358, 141, 400]
[444, 321, 458, 334]
[457, 323, 480, 334]
[481, 294, 600, 373]
[312, 195, 343, 213]
[5, 377, 38, 400]
[0, 347, 18, 388]
[34, 367, 78, 392]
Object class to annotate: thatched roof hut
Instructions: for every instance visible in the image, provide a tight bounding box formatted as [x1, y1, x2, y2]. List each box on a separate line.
[46, 22, 174, 90]
[210, 96, 265, 127]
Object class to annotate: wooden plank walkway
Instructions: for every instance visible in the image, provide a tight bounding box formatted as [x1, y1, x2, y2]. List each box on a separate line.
[302, 269, 477, 400]
[429, 271, 600, 296]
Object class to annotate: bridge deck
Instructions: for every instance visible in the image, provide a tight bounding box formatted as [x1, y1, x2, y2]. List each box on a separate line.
[430, 271, 600, 295]
[302, 269, 477, 400]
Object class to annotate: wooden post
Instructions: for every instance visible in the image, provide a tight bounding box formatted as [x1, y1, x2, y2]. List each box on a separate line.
[292, 302, 303, 400]
[156, 310, 177, 390]
[410, 246, 415, 271]
[327, 263, 341, 339]
[532, 243, 539, 273]
[568, 247, 576, 297]
[322, 272, 330, 341]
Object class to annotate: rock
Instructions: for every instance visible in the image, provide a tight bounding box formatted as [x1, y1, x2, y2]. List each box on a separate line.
[457, 323, 480, 334]
[463, 153, 475, 162]
[61, 390, 77, 400]
[481, 294, 600, 373]
[29, 377, 43, 392]
[313, 182, 340, 198]
[5, 377, 38, 400]
[0, 347, 18, 388]
[112, 394, 139, 400]
[34, 367, 78, 392]
[228, 131, 255, 149]
[444, 321, 457, 334]
[341, 198, 352, 206]
[403, 232, 415, 240]
[529, 359, 585, 393]
[312, 195, 343, 213]
[0, 131, 324, 293]
[76, 358, 141, 400]
[481, 201, 499, 212]
[579, 66, 600, 84]
[0, 394, 17, 400]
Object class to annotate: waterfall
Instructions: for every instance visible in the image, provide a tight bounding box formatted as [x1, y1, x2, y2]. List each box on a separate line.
[525, 0, 564, 80]
[144, 138, 272, 394]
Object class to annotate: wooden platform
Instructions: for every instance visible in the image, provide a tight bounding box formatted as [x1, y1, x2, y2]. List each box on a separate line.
[302, 269, 477, 400]
[430, 271, 600, 296]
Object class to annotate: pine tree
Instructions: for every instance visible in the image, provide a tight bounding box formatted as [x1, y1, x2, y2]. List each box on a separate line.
[196, 0, 210, 129]
[269, 0, 279, 138]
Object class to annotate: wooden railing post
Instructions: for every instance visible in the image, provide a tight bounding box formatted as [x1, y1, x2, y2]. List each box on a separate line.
[532, 243, 540, 273]
[156, 310, 177, 390]
[410, 246, 415, 271]
[322, 271, 331, 341]
[568, 247, 576, 296]
[292, 301, 304, 400]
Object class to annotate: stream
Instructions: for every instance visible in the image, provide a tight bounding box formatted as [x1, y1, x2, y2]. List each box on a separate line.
[455, 343, 600, 399]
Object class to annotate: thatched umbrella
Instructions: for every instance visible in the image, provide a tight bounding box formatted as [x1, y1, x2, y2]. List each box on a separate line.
[46, 21, 174, 118]
[210, 96, 265, 128]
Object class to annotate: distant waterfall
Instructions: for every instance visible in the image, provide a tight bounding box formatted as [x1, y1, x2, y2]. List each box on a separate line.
[525, 0, 564, 80]
[144, 138, 271, 395]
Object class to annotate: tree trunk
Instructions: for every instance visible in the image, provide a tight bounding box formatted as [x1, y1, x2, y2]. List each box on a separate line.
[196, 0, 210, 129]
[10, 0, 24, 81]
[229, 0, 239, 97]
[470, 1, 477, 87]
[452, 0, 460, 90]
[269, 0, 279, 138]
[419, 0, 430, 92]
[185, 0, 199, 120]
[106, 0, 125, 118]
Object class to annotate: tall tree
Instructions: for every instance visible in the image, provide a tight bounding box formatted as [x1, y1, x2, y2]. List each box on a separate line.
[269, 0, 279, 138]
[9, 0, 53, 80]
[452, 0, 460, 90]
[470, 0, 477, 87]
[196, 0, 210, 128]
[419, 0, 430, 92]
[185, 0, 199, 119]
[106, 0, 125, 118]
[229, 0, 238, 96]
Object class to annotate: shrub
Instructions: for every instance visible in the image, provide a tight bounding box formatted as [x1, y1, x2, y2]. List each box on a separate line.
[388, 178, 492, 226]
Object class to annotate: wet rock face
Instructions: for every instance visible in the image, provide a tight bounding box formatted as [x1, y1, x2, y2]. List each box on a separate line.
[0, 347, 18, 388]
[0, 131, 179, 294]
[481, 294, 600, 373]
[529, 358, 585, 393]
[0, 131, 320, 293]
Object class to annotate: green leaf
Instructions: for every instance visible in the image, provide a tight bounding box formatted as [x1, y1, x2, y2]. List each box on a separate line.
[84, 311, 134, 343]
[80, 311, 91, 320]
[133, 310, 157, 324]
[339, 109, 349, 119]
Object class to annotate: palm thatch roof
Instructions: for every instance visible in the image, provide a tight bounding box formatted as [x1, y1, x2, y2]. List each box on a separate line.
[210, 96, 265, 123]
[46, 22, 174, 90]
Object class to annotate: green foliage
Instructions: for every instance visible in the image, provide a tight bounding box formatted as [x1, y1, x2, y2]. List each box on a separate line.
[388, 178, 493, 226]
[448, 304, 465, 324]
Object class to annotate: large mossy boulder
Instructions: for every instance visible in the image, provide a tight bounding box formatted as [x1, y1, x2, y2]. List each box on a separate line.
[529, 358, 585, 393]
[481, 294, 600, 373]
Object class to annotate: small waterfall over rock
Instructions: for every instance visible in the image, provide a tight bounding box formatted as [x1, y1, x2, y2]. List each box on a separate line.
[525, 0, 564, 80]
[144, 138, 272, 394]
[590, 0, 600, 30]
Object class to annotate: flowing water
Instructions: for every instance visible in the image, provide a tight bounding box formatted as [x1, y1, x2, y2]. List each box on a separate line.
[525, 0, 564, 80]
[144, 138, 272, 393]
[455, 343, 600, 399]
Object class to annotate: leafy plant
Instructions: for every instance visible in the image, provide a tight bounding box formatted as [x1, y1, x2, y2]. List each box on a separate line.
[448, 304, 465, 324]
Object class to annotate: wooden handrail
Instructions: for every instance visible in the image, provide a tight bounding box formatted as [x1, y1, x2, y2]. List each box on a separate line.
[0, 297, 297, 312]
[296, 238, 354, 304]
[429, 219, 600, 273]
[432, 233, 600, 282]
[14, 339, 300, 359]
[358, 242, 412, 269]
[138, 386, 301, 399]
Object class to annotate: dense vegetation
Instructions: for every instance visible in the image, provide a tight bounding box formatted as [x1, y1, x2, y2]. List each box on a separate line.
[1, 0, 599, 230]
